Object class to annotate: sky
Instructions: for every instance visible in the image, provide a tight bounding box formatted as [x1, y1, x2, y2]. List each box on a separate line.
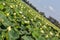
[28, 0, 60, 22]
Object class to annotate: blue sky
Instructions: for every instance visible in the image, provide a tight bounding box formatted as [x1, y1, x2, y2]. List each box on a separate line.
[28, 0, 60, 22]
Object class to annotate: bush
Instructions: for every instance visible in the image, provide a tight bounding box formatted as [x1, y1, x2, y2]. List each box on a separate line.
[0, 0, 60, 40]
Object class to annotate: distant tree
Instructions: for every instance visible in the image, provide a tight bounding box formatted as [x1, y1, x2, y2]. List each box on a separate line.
[47, 16, 60, 28]
[22, 0, 39, 12]
[39, 12, 46, 17]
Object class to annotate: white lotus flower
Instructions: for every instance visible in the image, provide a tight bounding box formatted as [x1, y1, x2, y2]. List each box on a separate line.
[41, 30, 44, 33]
[31, 19, 33, 21]
[25, 21, 30, 24]
[10, 5, 13, 8]
[56, 33, 59, 37]
[50, 32, 53, 35]
[7, 26, 11, 31]
[46, 35, 49, 38]
[3, 3, 5, 5]
[14, 13, 16, 15]
[6, 13, 9, 16]
[19, 11, 22, 14]
[43, 25, 47, 28]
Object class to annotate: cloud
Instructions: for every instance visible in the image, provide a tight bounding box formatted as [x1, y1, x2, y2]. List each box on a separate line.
[48, 6, 54, 11]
